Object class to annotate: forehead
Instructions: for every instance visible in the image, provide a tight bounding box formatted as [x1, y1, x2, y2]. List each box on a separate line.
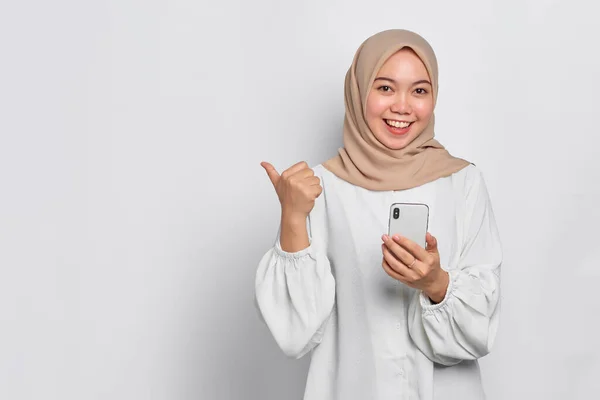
[377, 48, 430, 79]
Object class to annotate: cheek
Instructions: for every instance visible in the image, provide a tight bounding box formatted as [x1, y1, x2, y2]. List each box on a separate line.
[413, 99, 434, 120]
[366, 94, 390, 121]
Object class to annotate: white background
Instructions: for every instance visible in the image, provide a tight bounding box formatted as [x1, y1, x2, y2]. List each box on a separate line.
[1, 0, 599, 399]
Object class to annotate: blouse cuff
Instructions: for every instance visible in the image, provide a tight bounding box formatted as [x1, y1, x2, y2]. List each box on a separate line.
[274, 238, 314, 260]
[420, 269, 457, 315]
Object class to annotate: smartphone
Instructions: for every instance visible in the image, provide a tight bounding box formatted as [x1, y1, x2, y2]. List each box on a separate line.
[387, 203, 429, 248]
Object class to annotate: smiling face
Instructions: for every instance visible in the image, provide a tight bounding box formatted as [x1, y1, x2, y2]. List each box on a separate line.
[365, 48, 434, 150]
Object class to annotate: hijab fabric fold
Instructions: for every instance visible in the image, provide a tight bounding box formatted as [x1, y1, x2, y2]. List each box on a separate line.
[322, 29, 470, 191]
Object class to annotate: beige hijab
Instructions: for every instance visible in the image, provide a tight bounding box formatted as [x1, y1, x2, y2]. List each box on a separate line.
[322, 29, 470, 191]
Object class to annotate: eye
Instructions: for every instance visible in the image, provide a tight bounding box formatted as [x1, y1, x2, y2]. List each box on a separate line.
[414, 88, 428, 95]
[378, 85, 393, 93]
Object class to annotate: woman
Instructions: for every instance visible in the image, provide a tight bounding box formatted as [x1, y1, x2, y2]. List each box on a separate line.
[255, 29, 502, 400]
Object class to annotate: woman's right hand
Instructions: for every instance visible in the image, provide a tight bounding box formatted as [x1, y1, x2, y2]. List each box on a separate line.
[261, 161, 323, 221]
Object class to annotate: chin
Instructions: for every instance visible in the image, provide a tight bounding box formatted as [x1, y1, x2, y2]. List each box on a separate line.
[376, 130, 415, 150]
[384, 139, 411, 150]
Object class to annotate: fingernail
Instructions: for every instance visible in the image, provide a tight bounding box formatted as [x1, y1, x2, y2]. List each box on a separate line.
[393, 235, 400, 241]
[382, 234, 389, 241]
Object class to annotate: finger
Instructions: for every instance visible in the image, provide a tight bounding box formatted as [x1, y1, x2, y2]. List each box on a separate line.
[382, 259, 415, 288]
[382, 245, 417, 280]
[425, 232, 439, 254]
[382, 234, 414, 266]
[393, 235, 429, 262]
[260, 161, 280, 187]
[382, 258, 408, 283]
[290, 167, 315, 180]
[306, 176, 321, 186]
[310, 184, 323, 198]
[283, 161, 311, 178]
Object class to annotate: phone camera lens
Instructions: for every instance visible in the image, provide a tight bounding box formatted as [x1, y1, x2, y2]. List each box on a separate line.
[393, 208, 399, 219]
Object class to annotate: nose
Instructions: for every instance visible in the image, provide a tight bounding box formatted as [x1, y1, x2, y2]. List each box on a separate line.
[390, 95, 412, 114]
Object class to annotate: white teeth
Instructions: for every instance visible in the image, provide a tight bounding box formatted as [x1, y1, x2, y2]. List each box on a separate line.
[385, 119, 411, 128]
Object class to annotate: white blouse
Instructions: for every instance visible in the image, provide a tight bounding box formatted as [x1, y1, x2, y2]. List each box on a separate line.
[254, 163, 502, 400]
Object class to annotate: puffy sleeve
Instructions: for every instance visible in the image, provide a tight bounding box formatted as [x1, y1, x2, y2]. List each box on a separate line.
[254, 186, 336, 359]
[408, 165, 503, 366]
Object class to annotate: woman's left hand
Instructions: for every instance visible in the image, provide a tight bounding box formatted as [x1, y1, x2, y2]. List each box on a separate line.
[381, 232, 449, 304]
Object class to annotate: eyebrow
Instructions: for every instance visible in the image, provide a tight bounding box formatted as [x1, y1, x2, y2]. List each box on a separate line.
[374, 77, 432, 86]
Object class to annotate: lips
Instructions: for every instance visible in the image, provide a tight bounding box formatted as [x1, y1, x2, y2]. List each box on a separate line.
[384, 119, 413, 136]
[384, 119, 413, 128]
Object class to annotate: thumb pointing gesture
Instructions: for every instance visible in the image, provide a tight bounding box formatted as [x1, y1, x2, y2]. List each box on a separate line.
[260, 160, 322, 219]
[260, 162, 280, 188]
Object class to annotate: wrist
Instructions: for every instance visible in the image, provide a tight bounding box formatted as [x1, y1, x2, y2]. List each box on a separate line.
[425, 270, 449, 304]
[279, 210, 309, 253]
[281, 210, 307, 227]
